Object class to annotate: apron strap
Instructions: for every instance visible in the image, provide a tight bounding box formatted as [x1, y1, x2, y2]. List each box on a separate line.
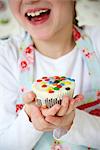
[73, 27, 100, 91]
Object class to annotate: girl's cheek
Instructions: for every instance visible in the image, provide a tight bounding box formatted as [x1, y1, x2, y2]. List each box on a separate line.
[9, 0, 22, 18]
[9, 0, 21, 11]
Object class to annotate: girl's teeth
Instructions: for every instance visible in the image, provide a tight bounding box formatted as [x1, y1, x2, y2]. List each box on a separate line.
[31, 13, 35, 17]
[26, 10, 48, 17]
[35, 11, 41, 16]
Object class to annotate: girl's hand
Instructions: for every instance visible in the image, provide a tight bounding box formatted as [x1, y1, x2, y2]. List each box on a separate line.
[45, 109, 75, 131]
[23, 91, 36, 118]
[30, 104, 57, 132]
[23, 91, 84, 131]
[23, 91, 57, 131]
[41, 94, 84, 117]
[57, 94, 84, 116]
[41, 94, 84, 130]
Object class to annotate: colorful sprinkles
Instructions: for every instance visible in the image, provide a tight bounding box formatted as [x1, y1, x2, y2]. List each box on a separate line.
[36, 76, 75, 94]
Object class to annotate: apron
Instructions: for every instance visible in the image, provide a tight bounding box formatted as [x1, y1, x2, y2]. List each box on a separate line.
[16, 26, 100, 150]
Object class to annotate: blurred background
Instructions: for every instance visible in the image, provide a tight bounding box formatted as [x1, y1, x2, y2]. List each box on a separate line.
[0, 0, 100, 39]
[0, 0, 23, 39]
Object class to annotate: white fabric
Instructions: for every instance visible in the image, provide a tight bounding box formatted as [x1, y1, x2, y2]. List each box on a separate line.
[34, 45, 91, 96]
[61, 109, 100, 149]
[0, 26, 100, 149]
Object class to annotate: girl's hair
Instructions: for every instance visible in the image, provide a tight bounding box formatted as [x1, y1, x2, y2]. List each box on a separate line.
[73, 1, 78, 27]
[73, 1, 84, 29]
[74, 11, 78, 26]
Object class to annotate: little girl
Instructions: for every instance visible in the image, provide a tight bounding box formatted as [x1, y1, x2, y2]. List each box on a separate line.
[0, 0, 100, 150]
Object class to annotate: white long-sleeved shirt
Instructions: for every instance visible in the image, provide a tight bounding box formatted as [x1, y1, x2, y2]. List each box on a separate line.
[0, 26, 100, 150]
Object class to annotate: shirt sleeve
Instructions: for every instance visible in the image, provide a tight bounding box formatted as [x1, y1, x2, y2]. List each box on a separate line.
[0, 39, 43, 150]
[53, 109, 100, 149]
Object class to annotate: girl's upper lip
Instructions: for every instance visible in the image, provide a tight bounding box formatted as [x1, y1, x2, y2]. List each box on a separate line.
[25, 7, 51, 14]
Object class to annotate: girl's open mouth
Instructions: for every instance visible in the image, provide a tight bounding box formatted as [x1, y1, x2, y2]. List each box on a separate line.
[25, 8, 51, 25]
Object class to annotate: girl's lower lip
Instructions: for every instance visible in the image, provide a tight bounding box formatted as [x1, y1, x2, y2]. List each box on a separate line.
[28, 11, 50, 26]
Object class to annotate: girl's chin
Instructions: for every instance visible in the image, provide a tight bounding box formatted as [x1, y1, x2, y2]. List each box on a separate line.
[30, 32, 53, 41]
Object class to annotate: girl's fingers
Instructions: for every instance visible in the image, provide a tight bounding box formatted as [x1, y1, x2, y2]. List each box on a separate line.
[41, 104, 61, 117]
[45, 110, 75, 128]
[31, 105, 56, 131]
[23, 91, 36, 104]
[73, 94, 84, 107]
[96, 91, 100, 99]
[43, 94, 83, 117]
[57, 95, 70, 116]
[45, 115, 62, 127]
[74, 94, 84, 102]
[66, 94, 84, 115]
[66, 99, 75, 115]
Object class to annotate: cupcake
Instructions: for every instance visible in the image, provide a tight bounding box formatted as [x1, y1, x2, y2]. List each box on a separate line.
[32, 76, 75, 108]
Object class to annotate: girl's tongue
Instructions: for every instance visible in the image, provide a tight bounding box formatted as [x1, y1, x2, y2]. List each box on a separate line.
[25, 8, 51, 25]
